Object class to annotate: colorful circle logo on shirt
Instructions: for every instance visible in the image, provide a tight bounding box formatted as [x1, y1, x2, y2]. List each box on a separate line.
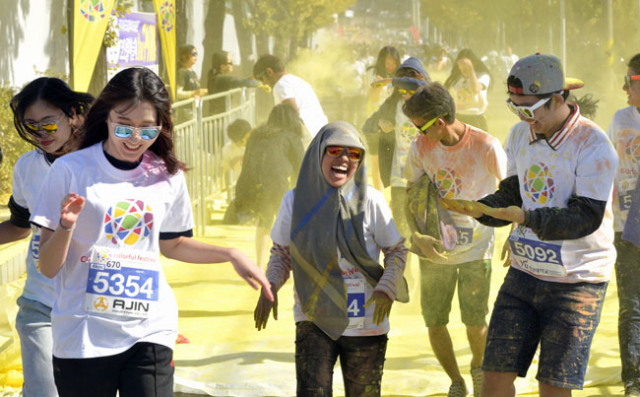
[523, 163, 555, 204]
[104, 199, 154, 245]
[401, 121, 419, 141]
[159, 1, 175, 33]
[625, 135, 640, 164]
[434, 168, 462, 199]
[79, 0, 107, 22]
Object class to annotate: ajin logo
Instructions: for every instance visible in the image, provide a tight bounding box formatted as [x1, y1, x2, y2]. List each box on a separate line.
[104, 199, 154, 245]
[523, 162, 555, 204]
[433, 168, 462, 199]
[94, 297, 108, 312]
[625, 135, 640, 164]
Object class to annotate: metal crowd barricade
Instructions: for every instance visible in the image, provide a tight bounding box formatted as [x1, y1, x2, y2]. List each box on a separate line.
[172, 88, 256, 235]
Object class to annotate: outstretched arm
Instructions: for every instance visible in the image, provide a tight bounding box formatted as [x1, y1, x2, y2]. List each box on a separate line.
[159, 236, 273, 301]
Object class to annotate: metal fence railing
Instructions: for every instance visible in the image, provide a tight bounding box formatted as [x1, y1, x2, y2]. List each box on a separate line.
[172, 88, 256, 235]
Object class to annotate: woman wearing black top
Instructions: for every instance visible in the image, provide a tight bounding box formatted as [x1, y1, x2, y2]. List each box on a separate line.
[206, 51, 261, 115]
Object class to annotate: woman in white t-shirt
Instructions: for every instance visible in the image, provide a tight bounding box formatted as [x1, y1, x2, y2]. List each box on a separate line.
[31, 67, 273, 397]
[444, 49, 492, 132]
[254, 122, 408, 396]
[1, 77, 92, 397]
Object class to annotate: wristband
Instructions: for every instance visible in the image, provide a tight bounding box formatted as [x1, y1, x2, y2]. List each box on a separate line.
[59, 218, 75, 232]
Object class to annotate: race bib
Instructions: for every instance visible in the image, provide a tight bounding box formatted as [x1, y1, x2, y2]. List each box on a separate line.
[456, 227, 474, 245]
[85, 246, 160, 318]
[345, 278, 365, 330]
[618, 178, 637, 211]
[509, 235, 565, 277]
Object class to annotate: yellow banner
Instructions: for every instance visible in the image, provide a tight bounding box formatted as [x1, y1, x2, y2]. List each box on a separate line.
[73, 0, 116, 91]
[153, 0, 176, 99]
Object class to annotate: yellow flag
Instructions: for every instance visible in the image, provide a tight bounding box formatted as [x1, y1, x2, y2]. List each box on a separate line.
[73, 0, 116, 91]
[153, 0, 176, 99]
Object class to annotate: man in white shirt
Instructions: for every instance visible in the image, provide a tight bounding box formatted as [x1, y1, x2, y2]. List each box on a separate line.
[253, 54, 328, 138]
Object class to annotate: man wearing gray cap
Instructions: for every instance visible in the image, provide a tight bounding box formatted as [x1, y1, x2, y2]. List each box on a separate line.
[440, 53, 618, 396]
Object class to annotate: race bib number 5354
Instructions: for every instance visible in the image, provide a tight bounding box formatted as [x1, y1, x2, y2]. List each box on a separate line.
[85, 247, 160, 318]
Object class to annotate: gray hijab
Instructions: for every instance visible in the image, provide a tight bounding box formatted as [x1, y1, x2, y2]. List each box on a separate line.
[290, 122, 408, 340]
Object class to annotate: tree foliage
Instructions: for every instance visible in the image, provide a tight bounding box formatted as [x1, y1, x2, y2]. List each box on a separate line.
[244, 0, 357, 60]
[421, 0, 638, 89]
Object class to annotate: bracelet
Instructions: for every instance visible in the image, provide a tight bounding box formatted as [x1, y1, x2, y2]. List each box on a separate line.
[59, 218, 75, 232]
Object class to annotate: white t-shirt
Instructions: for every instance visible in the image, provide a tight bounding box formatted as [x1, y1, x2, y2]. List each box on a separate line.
[505, 109, 618, 283]
[270, 187, 402, 337]
[31, 143, 194, 359]
[607, 106, 640, 232]
[390, 101, 420, 188]
[404, 124, 507, 264]
[273, 74, 328, 138]
[222, 141, 245, 184]
[451, 73, 490, 116]
[12, 150, 55, 307]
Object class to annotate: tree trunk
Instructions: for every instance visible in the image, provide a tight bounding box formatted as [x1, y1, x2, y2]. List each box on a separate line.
[176, 0, 188, 49]
[233, 0, 254, 76]
[201, 0, 226, 83]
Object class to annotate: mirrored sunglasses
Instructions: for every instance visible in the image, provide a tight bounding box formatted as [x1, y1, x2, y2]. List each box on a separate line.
[506, 97, 550, 119]
[325, 146, 363, 162]
[625, 74, 640, 87]
[110, 123, 161, 141]
[24, 119, 62, 134]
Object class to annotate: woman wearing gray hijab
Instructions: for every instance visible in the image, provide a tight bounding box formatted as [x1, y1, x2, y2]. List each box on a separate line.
[254, 122, 409, 396]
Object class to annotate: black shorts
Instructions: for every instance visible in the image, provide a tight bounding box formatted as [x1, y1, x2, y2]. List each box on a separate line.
[53, 342, 174, 397]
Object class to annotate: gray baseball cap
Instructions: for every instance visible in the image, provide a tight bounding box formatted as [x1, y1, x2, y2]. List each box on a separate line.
[507, 53, 584, 95]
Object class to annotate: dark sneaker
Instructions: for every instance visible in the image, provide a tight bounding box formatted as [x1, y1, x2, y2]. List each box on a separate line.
[470, 367, 483, 397]
[448, 380, 468, 397]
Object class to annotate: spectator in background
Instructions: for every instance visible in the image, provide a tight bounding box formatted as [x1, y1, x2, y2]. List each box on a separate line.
[234, 104, 305, 269]
[431, 45, 453, 74]
[177, 45, 207, 101]
[253, 54, 328, 141]
[362, 57, 430, 240]
[206, 51, 261, 115]
[222, 118, 252, 186]
[365, 45, 401, 190]
[444, 49, 492, 132]
[367, 46, 401, 117]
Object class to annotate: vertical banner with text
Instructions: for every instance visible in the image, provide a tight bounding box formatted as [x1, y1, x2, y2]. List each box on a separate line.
[73, 0, 116, 91]
[106, 12, 159, 80]
[153, 0, 176, 99]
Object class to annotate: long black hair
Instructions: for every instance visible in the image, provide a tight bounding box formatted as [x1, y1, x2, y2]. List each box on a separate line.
[10, 77, 93, 152]
[266, 104, 303, 137]
[371, 46, 401, 77]
[80, 67, 185, 174]
[444, 48, 492, 89]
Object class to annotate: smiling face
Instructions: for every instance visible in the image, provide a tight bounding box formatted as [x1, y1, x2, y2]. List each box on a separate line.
[23, 99, 73, 154]
[508, 93, 561, 136]
[385, 55, 398, 75]
[321, 147, 360, 188]
[104, 100, 160, 163]
[624, 66, 640, 107]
